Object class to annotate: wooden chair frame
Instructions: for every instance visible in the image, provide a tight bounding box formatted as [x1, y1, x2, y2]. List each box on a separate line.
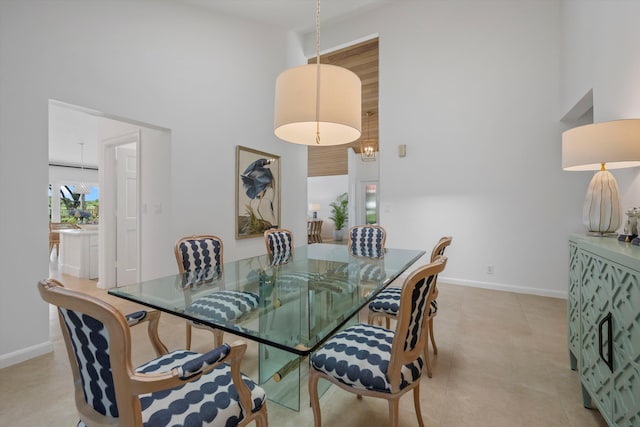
[309, 257, 447, 427]
[38, 279, 268, 427]
[174, 234, 225, 350]
[368, 236, 452, 377]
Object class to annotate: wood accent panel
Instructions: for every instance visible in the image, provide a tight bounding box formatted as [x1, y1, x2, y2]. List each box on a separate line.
[308, 38, 379, 177]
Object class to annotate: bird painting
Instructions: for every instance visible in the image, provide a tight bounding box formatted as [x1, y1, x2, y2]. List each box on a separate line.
[241, 157, 276, 224]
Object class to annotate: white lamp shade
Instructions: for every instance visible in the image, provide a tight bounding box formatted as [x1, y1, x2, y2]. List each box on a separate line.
[562, 119, 640, 171]
[309, 203, 321, 211]
[274, 63, 362, 146]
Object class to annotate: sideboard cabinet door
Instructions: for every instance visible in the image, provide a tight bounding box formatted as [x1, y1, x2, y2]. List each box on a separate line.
[609, 262, 640, 426]
[579, 249, 613, 419]
[569, 236, 640, 427]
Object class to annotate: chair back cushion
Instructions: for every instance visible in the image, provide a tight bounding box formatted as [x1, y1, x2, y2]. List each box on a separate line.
[266, 230, 293, 259]
[59, 308, 118, 418]
[349, 226, 386, 258]
[401, 273, 436, 352]
[177, 237, 223, 276]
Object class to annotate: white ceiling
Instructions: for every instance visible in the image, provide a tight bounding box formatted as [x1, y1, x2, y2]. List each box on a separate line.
[49, 0, 391, 167]
[176, 0, 391, 32]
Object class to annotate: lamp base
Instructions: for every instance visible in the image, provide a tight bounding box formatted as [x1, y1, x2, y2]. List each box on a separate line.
[583, 169, 621, 235]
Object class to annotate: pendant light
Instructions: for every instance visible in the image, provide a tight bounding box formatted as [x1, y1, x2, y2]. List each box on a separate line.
[74, 142, 91, 195]
[274, 0, 362, 146]
[360, 111, 377, 161]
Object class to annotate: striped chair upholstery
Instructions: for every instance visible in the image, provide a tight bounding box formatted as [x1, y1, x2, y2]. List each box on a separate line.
[264, 228, 294, 263]
[309, 258, 447, 427]
[175, 235, 259, 350]
[369, 287, 438, 319]
[331, 260, 386, 283]
[348, 225, 387, 258]
[176, 237, 223, 276]
[367, 236, 452, 378]
[38, 279, 268, 427]
[184, 290, 260, 323]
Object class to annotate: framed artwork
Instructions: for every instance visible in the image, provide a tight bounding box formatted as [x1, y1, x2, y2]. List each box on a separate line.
[236, 146, 281, 239]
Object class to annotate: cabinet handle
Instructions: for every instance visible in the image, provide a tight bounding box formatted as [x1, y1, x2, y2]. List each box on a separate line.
[598, 312, 613, 372]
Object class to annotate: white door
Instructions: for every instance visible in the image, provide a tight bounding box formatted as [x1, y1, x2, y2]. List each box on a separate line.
[116, 145, 138, 285]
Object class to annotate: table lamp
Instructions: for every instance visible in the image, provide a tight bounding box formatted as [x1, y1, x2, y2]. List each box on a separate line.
[309, 203, 321, 219]
[562, 119, 640, 236]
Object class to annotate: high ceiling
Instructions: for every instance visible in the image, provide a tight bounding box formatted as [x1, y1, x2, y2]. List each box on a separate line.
[49, 0, 390, 167]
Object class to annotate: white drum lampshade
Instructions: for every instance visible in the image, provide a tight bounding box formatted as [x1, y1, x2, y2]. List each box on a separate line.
[274, 63, 361, 146]
[562, 119, 640, 235]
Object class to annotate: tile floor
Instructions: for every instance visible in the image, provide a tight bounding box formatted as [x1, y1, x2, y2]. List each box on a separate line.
[0, 260, 609, 427]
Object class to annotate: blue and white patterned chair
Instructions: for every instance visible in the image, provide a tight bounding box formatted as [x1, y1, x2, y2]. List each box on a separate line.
[347, 225, 387, 258]
[175, 235, 259, 350]
[38, 279, 268, 427]
[309, 257, 448, 427]
[264, 228, 294, 266]
[368, 236, 452, 378]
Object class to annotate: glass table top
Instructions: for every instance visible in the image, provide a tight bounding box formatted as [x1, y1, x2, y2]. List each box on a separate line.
[109, 243, 425, 356]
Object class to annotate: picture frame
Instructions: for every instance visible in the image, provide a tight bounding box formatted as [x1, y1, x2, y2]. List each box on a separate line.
[236, 145, 281, 239]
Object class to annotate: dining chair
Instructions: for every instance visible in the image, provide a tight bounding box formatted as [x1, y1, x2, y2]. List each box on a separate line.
[347, 225, 387, 258]
[264, 228, 294, 265]
[38, 278, 268, 427]
[49, 222, 80, 256]
[175, 235, 260, 350]
[367, 236, 452, 377]
[309, 257, 448, 427]
[307, 220, 323, 244]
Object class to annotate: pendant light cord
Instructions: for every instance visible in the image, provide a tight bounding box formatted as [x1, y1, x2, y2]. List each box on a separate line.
[315, 0, 321, 144]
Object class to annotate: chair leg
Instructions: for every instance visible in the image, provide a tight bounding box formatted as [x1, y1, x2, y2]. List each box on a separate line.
[385, 315, 390, 330]
[429, 318, 437, 355]
[213, 329, 224, 348]
[186, 323, 192, 350]
[388, 397, 400, 427]
[413, 385, 425, 427]
[367, 311, 375, 325]
[308, 371, 322, 427]
[424, 328, 433, 378]
[254, 407, 269, 427]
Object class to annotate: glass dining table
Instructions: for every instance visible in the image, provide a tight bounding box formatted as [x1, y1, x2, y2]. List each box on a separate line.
[109, 243, 425, 410]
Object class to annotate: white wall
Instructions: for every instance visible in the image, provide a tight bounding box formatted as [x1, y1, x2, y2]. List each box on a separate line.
[0, 0, 303, 367]
[308, 0, 582, 297]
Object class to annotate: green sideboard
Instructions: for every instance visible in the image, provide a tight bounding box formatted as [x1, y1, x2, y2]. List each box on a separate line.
[568, 235, 640, 426]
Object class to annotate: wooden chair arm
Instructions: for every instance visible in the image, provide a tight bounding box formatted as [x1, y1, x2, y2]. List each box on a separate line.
[125, 309, 168, 356]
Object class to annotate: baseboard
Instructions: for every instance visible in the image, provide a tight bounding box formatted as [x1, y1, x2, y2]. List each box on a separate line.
[440, 276, 568, 299]
[0, 341, 53, 369]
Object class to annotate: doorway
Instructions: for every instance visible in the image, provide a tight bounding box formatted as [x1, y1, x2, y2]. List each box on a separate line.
[101, 132, 140, 287]
[48, 100, 173, 289]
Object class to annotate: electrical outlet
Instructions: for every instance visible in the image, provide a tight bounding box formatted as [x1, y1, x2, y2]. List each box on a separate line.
[487, 265, 494, 274]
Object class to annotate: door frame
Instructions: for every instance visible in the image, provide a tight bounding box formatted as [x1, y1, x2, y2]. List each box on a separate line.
[99, 130, 141, 288]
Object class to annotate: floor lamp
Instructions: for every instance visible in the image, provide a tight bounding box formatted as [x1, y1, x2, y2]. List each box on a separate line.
[562, 119, 640, 236]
